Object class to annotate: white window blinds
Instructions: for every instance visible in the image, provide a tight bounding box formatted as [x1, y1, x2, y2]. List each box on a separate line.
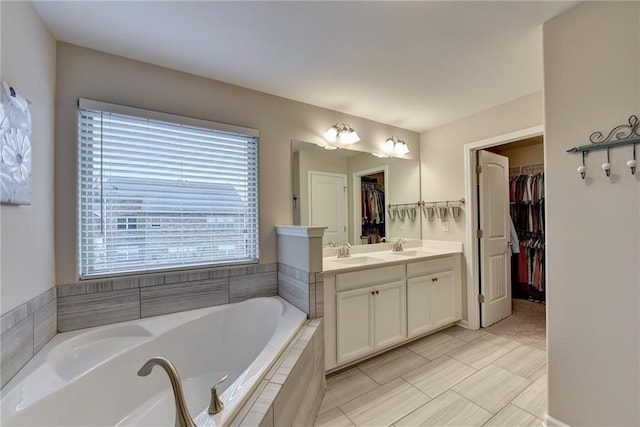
[78, 99, 259, 279]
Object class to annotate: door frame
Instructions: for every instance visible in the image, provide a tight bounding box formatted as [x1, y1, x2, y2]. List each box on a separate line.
[352, 165, 389, 244]
[308, 170, 348, 243]
[463, 125, 544, 330]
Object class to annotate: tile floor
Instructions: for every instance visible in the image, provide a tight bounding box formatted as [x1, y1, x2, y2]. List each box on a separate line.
[315, 326, 546, 426]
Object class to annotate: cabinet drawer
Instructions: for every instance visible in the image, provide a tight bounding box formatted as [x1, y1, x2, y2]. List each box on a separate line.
[336, 265, 404, 292]
[407, 256, 454, 278]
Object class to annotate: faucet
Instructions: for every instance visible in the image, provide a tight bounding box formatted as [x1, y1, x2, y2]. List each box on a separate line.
[328, 240, 337, 247]
[337, 242, 351, 258]
[392, 238, 406, 252]
[137, 357, 197, 427]
[208, 374, 228, 415]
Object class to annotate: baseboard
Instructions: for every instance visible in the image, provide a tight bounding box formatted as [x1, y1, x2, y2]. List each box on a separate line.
[456, 319, 470, 329]
[544, 414, 570, 427]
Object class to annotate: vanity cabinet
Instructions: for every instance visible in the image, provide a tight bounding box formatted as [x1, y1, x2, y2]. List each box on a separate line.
[407, 256, 461, 337]
[324, 253, 462, 372]
[335, 265, 406, 365]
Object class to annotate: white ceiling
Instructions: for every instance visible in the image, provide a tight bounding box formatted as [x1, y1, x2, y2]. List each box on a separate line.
[33, 1, 576, 132]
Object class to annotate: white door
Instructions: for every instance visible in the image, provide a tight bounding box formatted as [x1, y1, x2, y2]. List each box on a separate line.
[310, 172, 347, 244]
[336, 287, 374, 364]
[373, 281, 407, 349]
[406, 276, 433, 338]
[478, 150, 512, 327]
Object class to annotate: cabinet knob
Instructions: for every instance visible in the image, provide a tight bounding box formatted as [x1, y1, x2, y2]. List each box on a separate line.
[375, 290, 379, 295]
[371, 291, 375, 295]
[432, 277, 438, 282]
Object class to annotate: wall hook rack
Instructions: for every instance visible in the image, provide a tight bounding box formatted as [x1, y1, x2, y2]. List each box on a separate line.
[567, 115, 640, 179]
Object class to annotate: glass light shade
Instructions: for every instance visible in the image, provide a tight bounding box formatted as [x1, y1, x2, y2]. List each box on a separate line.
[324, 144, 338, 150]
[324, 126, 338, 142]
[384, 138, 395, 153]
[394, 141, 409, 155]
[340, 129, 360, 144]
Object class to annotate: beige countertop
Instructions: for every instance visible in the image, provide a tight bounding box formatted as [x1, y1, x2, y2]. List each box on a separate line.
[322, 240, 463, 273]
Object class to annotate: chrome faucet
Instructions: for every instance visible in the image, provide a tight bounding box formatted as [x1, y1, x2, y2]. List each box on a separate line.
[392, 238, 406, 252]
[328, 240, 338, 247]
[337, 242, 351, 258]
[137, 357, 197, 427]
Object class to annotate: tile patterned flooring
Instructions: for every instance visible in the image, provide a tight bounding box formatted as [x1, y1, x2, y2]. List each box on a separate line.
[315, 326, 546, 426]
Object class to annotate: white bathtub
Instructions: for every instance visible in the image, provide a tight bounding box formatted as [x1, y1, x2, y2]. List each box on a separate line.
[1, 296, 307, 426]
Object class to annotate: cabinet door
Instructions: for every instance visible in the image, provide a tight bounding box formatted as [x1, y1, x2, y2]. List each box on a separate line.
[407, 276, 433, 338]
[429, 271, 457, 328]
[336, 287, 374, 364]
[373, 280, 407, 350]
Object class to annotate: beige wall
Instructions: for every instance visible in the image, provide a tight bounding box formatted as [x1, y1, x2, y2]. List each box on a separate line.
[491, 142, 544, 170]
[543, 2, 639, 425]
[420, 91, 543, 244]
[420, 92, 543, 321]
[0, 1, 56, 313]
[54, 43, 420, 284]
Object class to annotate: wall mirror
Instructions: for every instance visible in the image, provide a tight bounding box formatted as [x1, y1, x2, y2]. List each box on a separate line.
[292, 140, 421, 245]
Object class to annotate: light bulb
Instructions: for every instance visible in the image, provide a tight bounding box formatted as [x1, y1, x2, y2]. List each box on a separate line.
[601, 162, 611, 177]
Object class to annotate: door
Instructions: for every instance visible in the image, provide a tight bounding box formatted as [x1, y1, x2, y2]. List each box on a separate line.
[309, 172, 347, 244]
[373, 281, 406, 349]
[407, 276, 432, 338]
[478, 150, 511, 327]
[336, 287, 374, 364]
[429, 271, 456, 328]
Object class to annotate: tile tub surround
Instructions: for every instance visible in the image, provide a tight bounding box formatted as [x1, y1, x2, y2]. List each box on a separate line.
[276, 226, 326, 318]
[315, 326, 547, 426]
[0, 288, 57, 389]
[57, 263, 278, 332]
[231, 318, 325, 427]
[278, 263, 323, 318]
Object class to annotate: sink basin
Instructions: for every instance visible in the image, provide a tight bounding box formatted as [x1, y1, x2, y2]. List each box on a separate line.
[331, 256, 384, 265]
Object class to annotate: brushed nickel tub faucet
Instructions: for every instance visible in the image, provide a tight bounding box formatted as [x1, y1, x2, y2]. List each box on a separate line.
[137, 357, 197, 427]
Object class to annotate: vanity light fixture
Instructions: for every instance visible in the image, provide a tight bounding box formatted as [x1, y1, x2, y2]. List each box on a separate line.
[384, 136, 410, 156]
[324, 122, 360, 145]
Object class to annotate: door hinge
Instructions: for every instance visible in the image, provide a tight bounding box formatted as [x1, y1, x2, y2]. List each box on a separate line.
[476, 229, 483, 238]
[478, 294, 485, 303]
[476, 165, 482, 174]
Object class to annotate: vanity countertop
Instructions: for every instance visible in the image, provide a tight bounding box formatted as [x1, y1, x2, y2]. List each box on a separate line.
[322, 240, 463, 273]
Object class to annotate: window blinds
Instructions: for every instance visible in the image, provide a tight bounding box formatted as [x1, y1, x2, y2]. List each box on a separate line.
[78, 99, 259, 278]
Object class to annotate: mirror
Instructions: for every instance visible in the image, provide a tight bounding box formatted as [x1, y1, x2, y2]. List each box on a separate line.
[292, 140, 421, 245]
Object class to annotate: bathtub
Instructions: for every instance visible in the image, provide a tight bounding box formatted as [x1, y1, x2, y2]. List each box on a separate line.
[1, 296, 307, 426]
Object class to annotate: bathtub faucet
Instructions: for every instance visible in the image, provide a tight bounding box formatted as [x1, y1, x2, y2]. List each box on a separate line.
[137, 357, 197, 427]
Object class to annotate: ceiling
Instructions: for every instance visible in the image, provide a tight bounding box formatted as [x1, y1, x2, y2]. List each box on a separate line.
[33, 1, 577, 133]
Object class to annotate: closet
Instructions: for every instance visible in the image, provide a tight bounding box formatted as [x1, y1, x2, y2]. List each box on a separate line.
[488, 136, 545, 302]
[360, 173, 385, 243]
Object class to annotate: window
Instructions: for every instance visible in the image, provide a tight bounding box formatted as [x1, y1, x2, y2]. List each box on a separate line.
[78, 99, 259, 278]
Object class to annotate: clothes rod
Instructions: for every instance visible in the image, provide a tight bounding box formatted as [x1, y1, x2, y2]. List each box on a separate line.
[510, 162, 544, 169]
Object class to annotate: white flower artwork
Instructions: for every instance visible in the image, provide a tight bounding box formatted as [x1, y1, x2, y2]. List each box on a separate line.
[1, 81, 32, 205]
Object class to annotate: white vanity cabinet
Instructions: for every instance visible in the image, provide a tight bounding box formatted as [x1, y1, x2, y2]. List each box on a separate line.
[407, 255, 462, 338]
[335, 265, 406, 365]
[324, 251, 462, 372]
